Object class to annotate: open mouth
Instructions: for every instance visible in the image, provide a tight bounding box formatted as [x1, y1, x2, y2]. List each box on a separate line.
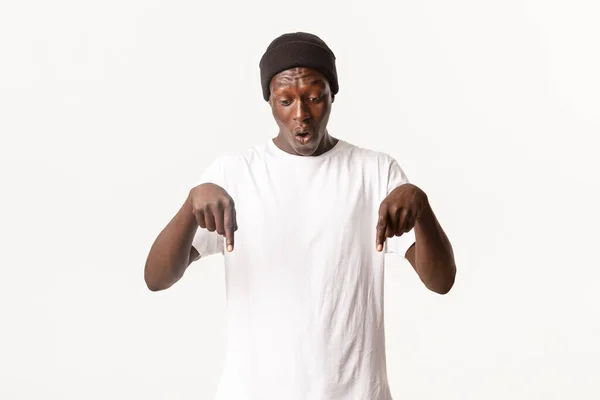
[295, 132, 311, 144]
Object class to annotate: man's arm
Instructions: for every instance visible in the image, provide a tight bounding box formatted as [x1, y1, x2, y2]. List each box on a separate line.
[404, 199, 456, 294]
[144, 182, 237, 292]
[377, 184, 456, 295]
[144, 193, 199, 292]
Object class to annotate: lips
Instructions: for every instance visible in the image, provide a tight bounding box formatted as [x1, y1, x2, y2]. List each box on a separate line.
[293, 125, 313, 144]
[294, 132, 312, 144]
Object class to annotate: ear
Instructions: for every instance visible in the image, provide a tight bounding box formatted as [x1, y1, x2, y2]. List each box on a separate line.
[331, 93, 335, 103]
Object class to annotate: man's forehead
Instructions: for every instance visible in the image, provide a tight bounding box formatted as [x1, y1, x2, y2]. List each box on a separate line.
[272, 68, 328, 88]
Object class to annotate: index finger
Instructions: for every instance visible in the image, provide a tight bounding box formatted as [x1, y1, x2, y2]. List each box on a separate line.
[376, 213, 388, 252]
[223, 203, 237, 252]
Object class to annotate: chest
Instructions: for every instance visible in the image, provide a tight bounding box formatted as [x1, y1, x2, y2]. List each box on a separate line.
[232, 171, 380, 256]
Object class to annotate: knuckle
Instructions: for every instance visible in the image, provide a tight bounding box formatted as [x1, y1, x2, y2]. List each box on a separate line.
[191, 200, 203, 212]
[205, 203, 219, 213]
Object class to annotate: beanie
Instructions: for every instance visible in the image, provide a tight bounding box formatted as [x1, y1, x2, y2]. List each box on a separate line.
[259, 32, 339, 102]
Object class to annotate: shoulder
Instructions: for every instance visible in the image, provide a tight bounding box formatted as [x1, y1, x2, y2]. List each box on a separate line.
[341, 140, 399, 168]
[341, 141, 411, 188]
[206, 141, 270, 177]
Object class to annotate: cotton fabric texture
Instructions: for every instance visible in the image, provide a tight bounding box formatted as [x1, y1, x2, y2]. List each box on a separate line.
[193, 139, 415, 400]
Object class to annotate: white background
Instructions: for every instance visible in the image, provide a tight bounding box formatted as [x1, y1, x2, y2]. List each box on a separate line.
[1, 0, 599, 399]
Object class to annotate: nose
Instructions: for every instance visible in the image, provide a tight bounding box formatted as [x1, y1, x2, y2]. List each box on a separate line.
[293, 100, 310, 122]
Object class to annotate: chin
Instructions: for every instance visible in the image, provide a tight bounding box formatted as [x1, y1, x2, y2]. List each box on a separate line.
[293, 140, 320, 156]
[294, 147, 317, 156]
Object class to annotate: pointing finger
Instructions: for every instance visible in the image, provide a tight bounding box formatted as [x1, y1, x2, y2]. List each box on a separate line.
[224, 203, 236, 252]
[376, 213, 388, 252]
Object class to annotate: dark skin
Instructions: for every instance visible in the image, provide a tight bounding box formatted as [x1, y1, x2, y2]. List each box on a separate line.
[377, 184, 456, 294]
[144, 67, 456, 295]
[268, 67, 338, 156]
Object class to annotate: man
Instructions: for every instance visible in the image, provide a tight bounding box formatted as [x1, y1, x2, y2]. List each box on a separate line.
[145, 32, 456, 400]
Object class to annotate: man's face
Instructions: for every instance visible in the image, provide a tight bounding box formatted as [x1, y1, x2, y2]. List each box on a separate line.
[269, 67, 334, 156]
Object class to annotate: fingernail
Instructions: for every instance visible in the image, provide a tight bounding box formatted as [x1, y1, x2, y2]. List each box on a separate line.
[377, 244, 382, 252]
[227, 245, 233, 252]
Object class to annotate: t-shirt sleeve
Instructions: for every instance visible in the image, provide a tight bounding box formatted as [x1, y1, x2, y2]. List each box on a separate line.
[384, 158, 416, 257]
[191, 158, 226, 258]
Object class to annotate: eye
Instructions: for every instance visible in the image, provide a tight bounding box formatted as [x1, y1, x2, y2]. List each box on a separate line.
[279, 99, 292, 106]
[309, 96, 322, 103]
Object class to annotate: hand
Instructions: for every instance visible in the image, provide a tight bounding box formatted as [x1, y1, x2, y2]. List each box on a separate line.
[376, 184, 428, 252]
[189, 183, 238, 252]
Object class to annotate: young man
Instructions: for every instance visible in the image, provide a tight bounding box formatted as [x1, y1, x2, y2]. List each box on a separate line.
[145, 32, 456, 400]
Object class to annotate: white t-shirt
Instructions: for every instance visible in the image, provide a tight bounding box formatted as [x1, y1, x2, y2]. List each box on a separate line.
[192, 138, 415, 400]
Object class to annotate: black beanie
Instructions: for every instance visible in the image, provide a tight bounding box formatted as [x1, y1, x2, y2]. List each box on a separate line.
[259, 32, 339, 102]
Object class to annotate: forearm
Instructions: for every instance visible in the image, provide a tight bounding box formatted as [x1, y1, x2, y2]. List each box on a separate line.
[144, 193, 198, 291]
[413, 200, 456, 294]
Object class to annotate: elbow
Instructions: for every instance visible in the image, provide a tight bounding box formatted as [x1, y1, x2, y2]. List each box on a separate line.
[427, 264, 456, 295]
[432, 281, 453, 295]
[145, 275, 164, 292]
[144, 265, 170, 292]
[145, 280, 165, 292]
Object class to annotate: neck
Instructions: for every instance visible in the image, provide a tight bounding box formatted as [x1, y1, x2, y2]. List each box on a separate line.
[274, 130, 339, 157]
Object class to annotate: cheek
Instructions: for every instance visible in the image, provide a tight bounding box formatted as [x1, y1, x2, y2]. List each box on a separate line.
[312, 104, 330, 122]
[277, 110, 295, 124]
[272, 111, 292, 130]
[271, 107, 284, 120]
